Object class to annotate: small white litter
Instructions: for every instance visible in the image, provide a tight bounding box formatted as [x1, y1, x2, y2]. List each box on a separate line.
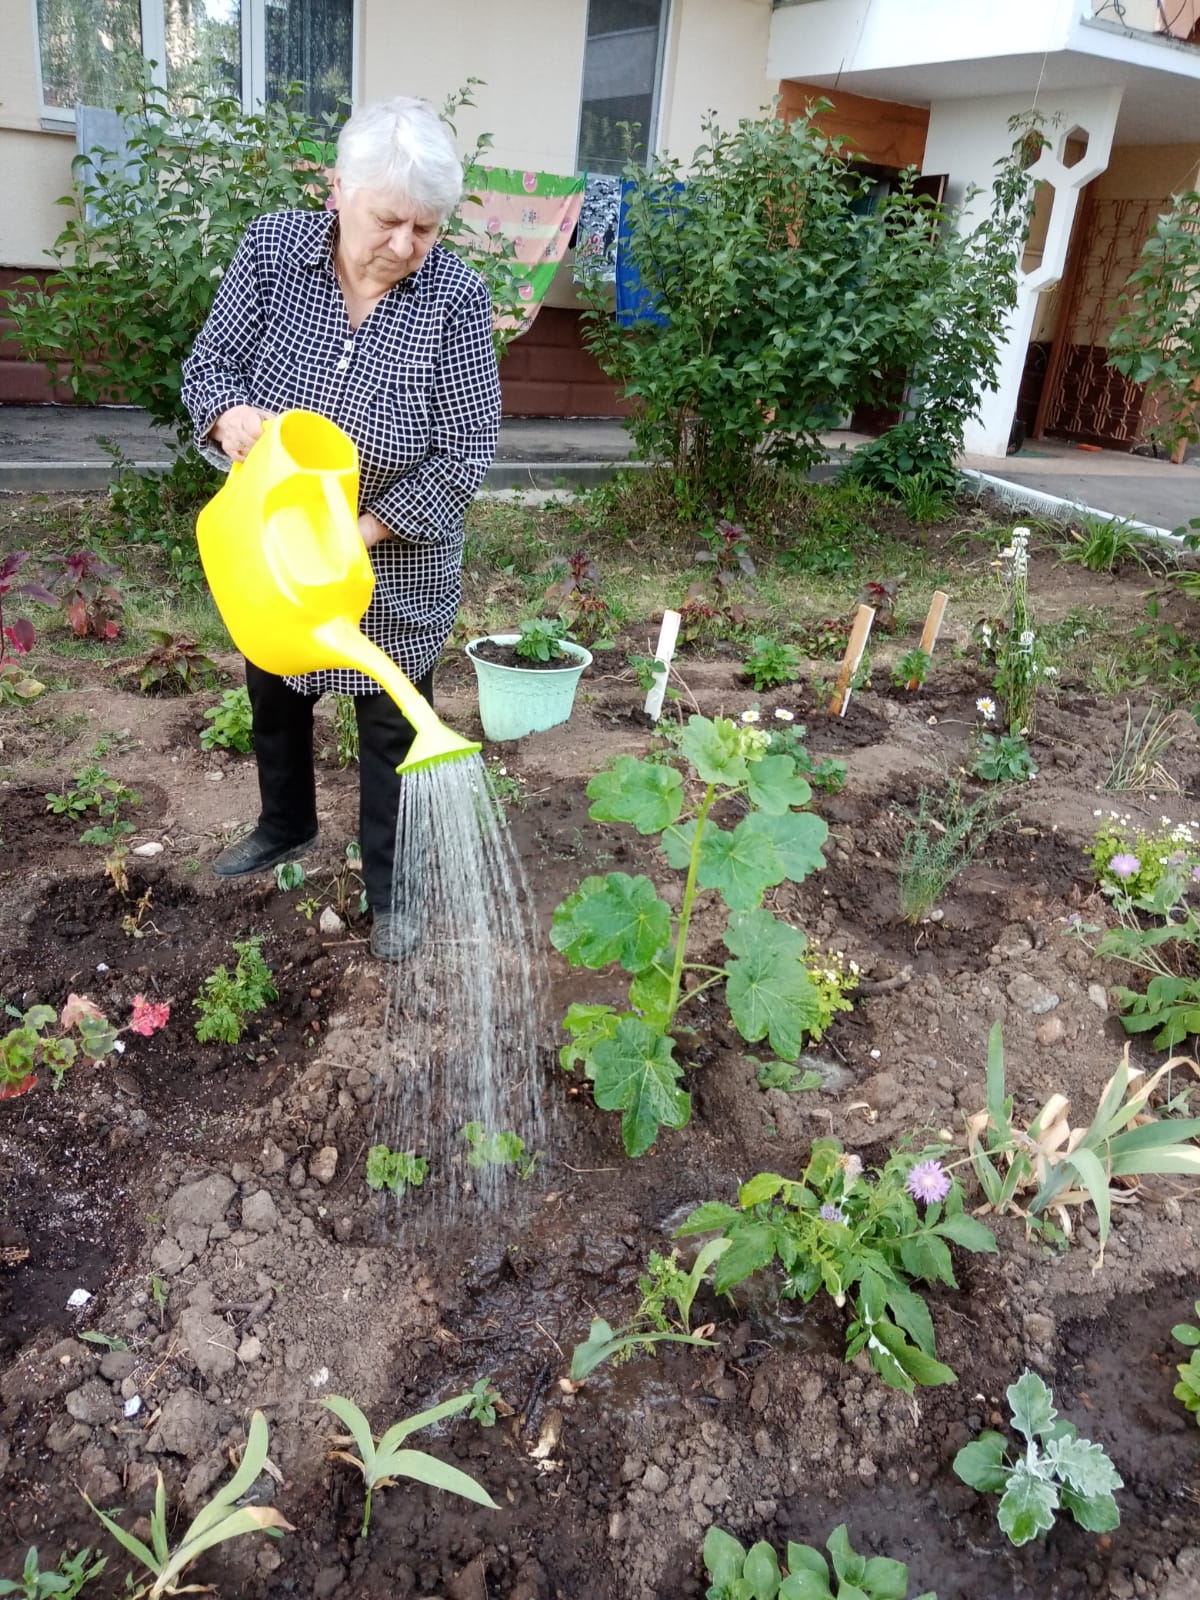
[309, 1366, 329, 1389]
[123, 1395, 142, 1418]
[66, 1288, 93, 1309]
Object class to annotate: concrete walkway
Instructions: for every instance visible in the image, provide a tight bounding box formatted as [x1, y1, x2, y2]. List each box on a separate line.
[0, 403, 1196, 532]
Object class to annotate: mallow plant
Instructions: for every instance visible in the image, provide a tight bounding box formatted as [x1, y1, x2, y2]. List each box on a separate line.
[679, 1138, 996, 1393]
[703, 1523, 936, 1600]
[552, 714, 829, 1155]
[953, 1371, 1122, 1545]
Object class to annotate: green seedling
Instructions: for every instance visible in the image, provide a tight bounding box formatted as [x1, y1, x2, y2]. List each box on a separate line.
[85, 1410, 290, 1597]
[460, 1122, 537, 1176]
[467, 1378, 501, 1427]
[0, 1546, 106, 1599]
[953, 1371, 1121, 1546]
[513, 617, 569, 663]
[553, 715, 829, 1156]
[898, 777, 1007, 924]
[321, 1391, 497, 1538]
[45, 761, 140, 847]
[193, 936, 276, 1045]
[1172, 1300, 1200, 1423]
[274, 861, 306, 892]
[364, 1145, 428, 1196]
[703, 1523, 936, 1600]
[201, 686, 254, 753]
[567, 1315, 716, 1385]
[970, 731, 1037, 784]
[743, 636, 802, 692]
[568, 1238, 729, 1384]
[891, 647, 931, 689]
[756, 1059, 822, 1093]
[78, 1331, 128, 1353]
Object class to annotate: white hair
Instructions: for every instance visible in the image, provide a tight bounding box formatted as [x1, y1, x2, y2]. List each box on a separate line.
[336, 97, 463, 220]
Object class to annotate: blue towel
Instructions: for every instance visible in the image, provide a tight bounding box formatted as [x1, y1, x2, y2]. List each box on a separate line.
[615, 178, 685, 327]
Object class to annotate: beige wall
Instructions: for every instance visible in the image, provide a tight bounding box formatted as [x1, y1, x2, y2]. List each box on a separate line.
[2, 0, 778, 268]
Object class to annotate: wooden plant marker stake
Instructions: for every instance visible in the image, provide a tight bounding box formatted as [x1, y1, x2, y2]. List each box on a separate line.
[644, 608, 681, 722]
[909, 589, 949, 689]
[829, 604, 875, 719]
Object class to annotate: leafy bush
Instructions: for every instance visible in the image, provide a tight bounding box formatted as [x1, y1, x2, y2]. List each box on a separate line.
[202, 687, 254, 753]
[680, 1138, 996, 1393]
[193, 936, 277, 1044]
[365, 1145, 428, 1196]
[953, 1371, 1121, 1546]
[703, 1523, 936, 1600]
[513, 618, 570, 663]
[970, 732, 1037, 784]
[744, 636, 802, 692]
[119, 631, 221, 695]
[898, 777, 1007, 922]
[580, 106, 1036, 515]
[553, 715, 830, 1155]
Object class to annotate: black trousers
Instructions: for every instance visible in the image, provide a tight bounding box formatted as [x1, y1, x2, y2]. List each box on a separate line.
[244, 660, 435, 913]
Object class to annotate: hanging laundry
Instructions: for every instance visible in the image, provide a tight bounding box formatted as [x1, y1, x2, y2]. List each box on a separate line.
[615, 179, 686, 328]
[455, 166, 586, 332]
[573, 173, 622, 285]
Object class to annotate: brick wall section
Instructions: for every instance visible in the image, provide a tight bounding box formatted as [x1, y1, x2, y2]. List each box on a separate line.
[1, 269, 628, 418]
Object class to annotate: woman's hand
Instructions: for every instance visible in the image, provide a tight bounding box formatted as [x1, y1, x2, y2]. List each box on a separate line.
[358, 512, 392, 549]
[210, 405, 276, 462]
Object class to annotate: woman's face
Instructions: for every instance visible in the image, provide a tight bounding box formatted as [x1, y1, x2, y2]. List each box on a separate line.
[333, 177, 441, 287]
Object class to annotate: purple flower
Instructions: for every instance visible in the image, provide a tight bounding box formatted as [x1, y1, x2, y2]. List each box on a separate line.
[1192, 865, 1200, 884]
[819, 1204, 846, 1223]
[906, 1160, 951, 1205]
[1109, 853, 1140, 881]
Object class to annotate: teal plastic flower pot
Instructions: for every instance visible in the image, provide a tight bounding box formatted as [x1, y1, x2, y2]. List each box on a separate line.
[466, 635, 593, 741]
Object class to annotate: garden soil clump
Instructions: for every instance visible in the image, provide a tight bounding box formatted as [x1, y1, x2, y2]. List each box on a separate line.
[4, 526, 1200, 1598]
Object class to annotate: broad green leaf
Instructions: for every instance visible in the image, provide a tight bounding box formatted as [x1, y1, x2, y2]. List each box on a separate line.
[160, 1505, 292, 1590]
[997, 1465, 1058, 1546]
[550, 873, 671, 973]
[861, 1557, 910, 1600]
[187, 1410, 273, 1537]
[725, 911, 822, 1061]
[1008, 1370, 1056, 1443]
[712, 1223, 778, 1291]
[321, 1395, 377, 1476]
[932, 1213, 999, 1254]
[785, 1543, 828, 1583]
[779, 1573, 833, 1600]
[952, 1432, 1009, 1492]
[883, 1282, 938, 1356]
[559, 1003, 619, 1072]
[586, 756, 684, 833]
[384, 1447, 498, 1509]
[85, 1497, 161, 1577]
[1059, 1486, 1121, 1534]
[1043, 1435, 1122, 1498]
[740, 810, 828, 883]
[679, 715, 749, 786]
[704, 1526, 748, 1586]
[898, 1234, 956, 1289]
[739, 1172, 785, 1208]
[590, 1017, 690, 1157]
[745, 755, 812, 815]
[825, 1525, 866, 1587]
[697, 821, 784, 912]
[1173, 1323, 1200, 1347]
[1059, 1146, 1113, 1244]
[661, 818, 698, 871]
[744, 1540, 782, 1599]
[375, 1392, 475, 1458]
[629, 963, 673, 1027]
[869, 1320, 957, 1389]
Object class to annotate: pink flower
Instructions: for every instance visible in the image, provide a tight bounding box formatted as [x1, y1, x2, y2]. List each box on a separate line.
[1109, 853, 1140, 881]
[906, 1159, 951, 1205]
[129, 995, 170, 1036]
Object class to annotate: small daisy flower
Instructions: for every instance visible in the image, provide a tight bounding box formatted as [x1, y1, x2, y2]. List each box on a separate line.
[741, 709, 761, 724]
[1109, 853, 1140, 881]
[773, 708, 795, 722]
[906, 1159, 951, 1205]
[976, 697, 997, 722]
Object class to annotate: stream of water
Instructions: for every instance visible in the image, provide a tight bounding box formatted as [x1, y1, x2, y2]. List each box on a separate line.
[371, 753, 549, 1226]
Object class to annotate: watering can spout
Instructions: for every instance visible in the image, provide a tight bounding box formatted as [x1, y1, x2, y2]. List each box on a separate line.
[196, 410, 481, 775]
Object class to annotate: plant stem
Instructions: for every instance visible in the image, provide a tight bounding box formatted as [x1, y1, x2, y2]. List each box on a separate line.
[672, 972, 728, 1013]
[361, 1486, 372, 1539]
[667, 783, 716, 1024]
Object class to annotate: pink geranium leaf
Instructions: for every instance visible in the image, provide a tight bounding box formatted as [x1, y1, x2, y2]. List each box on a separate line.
[61, 992, 105, 1029]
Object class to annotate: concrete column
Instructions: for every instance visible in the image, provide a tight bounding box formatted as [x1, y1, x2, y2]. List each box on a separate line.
[922, 85, 1123, 457]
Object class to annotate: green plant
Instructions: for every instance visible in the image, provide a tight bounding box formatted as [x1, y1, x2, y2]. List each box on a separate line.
[1104, 700, 1185, 794]
[466, 1378, 501, 1427]
[580, 107, 1035, 517]
[1108, 189, 1200, 454]
[1087, 809, 1199, 917]
[897, 778, 1007, 923]
[544, 551, 615, 645]
[1057, 514, 1150, 575]
[364, 1145, 428, 1196]
[119, 631, 220, 695]
[756, 1059, 822, 1093]
[330, 695, 359, 766]
[193, 936, 277, 1045]
[0, 1547, 106, 1599]
[984, 528, 1054, 737]
[0, 998, 120, 1101]
[86, 1410, 290, 1597]
[629, 652, 669, 694]
[966, 1024, 1200, 1260]
[703, 1524, 935, 1600]
[970, 732, 1037, 784]
[1172, 1299, 1200, 1423]
[766, 718, 847, 793]
[321, 1392, 497, 1538]
[802, 946, 859, 1040]
[45, 760, 140, 847]
[201, 687, 254, 753]
[567, 1244, 729, 1384]
[894, 471, 957, 525]
[953, 1371, 1121, 1547]
[744, 636, 802, 692]
[891, 648, 931, 690]
[45, 551, 123, 640]
[512, 617, 570, 663]
[460, 1123, 536, 1176]
[681, 1137, 996, 1393]
[553, 715, 830, 1156]
[274, 861, 307, 893]
[486, 758, 525, 810]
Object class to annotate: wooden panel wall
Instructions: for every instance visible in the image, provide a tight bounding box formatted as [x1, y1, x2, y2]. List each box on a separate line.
[779, 81, 929, 171]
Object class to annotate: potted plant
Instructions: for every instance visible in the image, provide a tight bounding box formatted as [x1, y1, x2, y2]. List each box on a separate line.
[466, 618, 593, 741]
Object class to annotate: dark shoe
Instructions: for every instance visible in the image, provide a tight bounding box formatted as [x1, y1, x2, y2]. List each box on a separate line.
[369, 912, 421, 962]
[212, 827, 319, 879]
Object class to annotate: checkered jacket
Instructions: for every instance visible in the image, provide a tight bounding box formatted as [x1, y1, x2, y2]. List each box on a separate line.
[182, 210, 501, 693]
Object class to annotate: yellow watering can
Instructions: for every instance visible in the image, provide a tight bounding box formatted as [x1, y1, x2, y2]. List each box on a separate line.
[196, 409, 480, 774]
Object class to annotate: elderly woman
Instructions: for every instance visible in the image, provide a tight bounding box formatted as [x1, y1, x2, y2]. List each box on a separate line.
[183, 97, 501, 961]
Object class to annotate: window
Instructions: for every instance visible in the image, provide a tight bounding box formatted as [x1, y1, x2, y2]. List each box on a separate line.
[35, 0, 353, 119]
[577, 0, 670, 175]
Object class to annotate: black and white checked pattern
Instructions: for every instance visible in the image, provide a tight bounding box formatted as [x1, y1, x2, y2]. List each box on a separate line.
[182, 210, 501, 694]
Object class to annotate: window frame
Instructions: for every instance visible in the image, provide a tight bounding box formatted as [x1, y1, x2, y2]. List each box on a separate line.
[32, 0, 358, 124]
[575, 0, 672, 175]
